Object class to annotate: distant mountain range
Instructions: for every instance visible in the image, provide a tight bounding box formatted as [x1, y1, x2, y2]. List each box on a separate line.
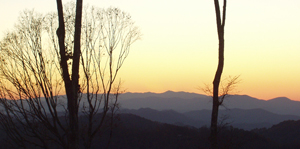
[2, 91, 300, 148]
[2, 91, 299, 130]
[117, 91, 300, 130]
[119, 91, 300, 116]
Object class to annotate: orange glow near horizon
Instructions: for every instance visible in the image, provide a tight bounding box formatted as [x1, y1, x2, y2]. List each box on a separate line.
[1, 0, 300, 102]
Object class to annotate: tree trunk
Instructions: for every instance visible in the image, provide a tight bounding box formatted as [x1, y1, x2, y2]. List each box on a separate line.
[56, 0, 83, 148]
[68, 1, 82, 149]
[210, 0, 226, 149]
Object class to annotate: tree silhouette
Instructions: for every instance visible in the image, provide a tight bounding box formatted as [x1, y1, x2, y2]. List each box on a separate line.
[0, 2, 141, 148]
[56, 1, 82, 148]
[211, 0, 227, 148]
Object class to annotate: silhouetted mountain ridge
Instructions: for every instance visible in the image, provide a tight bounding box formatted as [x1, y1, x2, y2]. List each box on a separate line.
[121, 108, 205, 127]
[119, 91, 300, 116]
[120, 107, 300, 130]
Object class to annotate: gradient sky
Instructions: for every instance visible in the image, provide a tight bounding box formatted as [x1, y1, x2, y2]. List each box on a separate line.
[1, 0, 300, 101]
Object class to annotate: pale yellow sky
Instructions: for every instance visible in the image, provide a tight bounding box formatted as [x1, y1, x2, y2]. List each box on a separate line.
[1, 0, 300, 100]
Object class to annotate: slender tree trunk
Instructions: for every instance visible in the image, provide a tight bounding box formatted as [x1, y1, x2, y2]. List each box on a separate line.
[56, 0, 83, 148]
[68, 1, 82, 149]
[210, 0, 226, 149]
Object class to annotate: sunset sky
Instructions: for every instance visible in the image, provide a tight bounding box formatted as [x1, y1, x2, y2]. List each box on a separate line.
[1, 0, 300, 101]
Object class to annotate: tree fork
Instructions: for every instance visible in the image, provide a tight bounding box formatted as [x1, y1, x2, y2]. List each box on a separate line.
[56, 0, 83, 148]
[210, 0, 227, 149]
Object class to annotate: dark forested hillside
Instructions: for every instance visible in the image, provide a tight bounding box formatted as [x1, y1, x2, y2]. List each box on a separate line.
[253, 120, 300, 148]
[96, 114, 272, 149]
[0, 114, 300, 148]
[103, 117, 300, 149]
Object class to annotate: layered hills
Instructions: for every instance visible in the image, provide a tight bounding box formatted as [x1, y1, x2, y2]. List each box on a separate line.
[119, 91, 300, 116]
[118, 91, 300, 130]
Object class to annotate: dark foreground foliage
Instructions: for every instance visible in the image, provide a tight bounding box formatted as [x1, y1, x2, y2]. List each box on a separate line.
[0, 114, 300, 149]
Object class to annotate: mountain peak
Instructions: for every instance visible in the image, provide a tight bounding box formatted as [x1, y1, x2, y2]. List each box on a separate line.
[268, 97, 291, 102]
[164, 90, 175, 93]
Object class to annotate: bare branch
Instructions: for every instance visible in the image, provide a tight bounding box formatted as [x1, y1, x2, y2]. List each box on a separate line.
[0, 4, 140, 148]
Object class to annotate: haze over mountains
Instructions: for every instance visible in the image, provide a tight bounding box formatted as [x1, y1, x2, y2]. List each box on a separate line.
[118, 91, 300, 130]
[4, 91, 299, 130]
[2, 91, 300, 148]
[119, 91, 300, 116]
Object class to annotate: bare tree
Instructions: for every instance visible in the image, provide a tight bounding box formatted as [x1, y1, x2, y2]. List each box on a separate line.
[210, 0, 227, 148]
[0, 2, 140, 148]
[204, 75, 240, 149]
[202, 76, 240, 125]
[203, 76, 240, 104]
